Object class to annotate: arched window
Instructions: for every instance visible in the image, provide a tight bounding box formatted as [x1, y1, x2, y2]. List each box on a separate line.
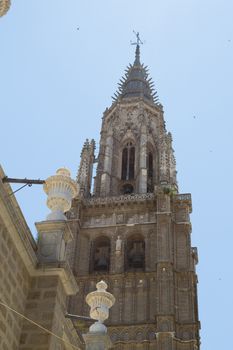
[121, 183, 134, 195]
[91, 236, 110, 273]
[126, 234, 145, 271]
[147, 151, 153, 193]
[121, 142, 135, 180]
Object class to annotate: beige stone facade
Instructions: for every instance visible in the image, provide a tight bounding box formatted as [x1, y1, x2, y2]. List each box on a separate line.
[0, 166, 81, 350]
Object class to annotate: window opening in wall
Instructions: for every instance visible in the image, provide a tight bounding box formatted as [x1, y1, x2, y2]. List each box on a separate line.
[126, 235, 145, 270]
[148, 152, 153, 178]
[121, 183, 134, 195]
[147, 151, 153, 193]
[91, 236, 110, 273]
[91, 161, 97, 195]
[121, 142, 135, 180]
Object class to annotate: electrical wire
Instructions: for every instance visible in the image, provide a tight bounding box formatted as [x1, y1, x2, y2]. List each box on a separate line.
[0, 299, 81, 349]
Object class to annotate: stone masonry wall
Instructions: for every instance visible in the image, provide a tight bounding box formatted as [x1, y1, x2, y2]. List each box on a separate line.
[0, 218, 30, 350]
[19, 275, 81, 350]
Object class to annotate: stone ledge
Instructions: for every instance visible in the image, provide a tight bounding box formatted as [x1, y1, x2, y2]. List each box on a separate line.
[36, 261, 78, 296]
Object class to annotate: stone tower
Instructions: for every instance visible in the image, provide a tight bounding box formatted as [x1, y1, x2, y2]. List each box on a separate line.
[67, 43, 200, 350]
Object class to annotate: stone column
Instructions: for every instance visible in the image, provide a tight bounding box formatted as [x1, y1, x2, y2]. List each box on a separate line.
[113, 235, 124, 273]
[100, 132, 113, 196]
[156, 331, 175, 350]
[138, 125, 147, 193]
[83, 281, 115, 350]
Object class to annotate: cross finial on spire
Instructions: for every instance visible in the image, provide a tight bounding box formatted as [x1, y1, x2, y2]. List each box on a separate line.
[131, 31, 143, 47]
[130, 31, 144, 65]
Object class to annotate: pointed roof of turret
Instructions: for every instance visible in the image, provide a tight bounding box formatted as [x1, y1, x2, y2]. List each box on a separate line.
[112, 40, 159, 104]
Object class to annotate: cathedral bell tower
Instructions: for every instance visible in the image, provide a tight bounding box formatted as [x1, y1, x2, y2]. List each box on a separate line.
[67, 41, 200, 350]
[94, 43, 177, 198]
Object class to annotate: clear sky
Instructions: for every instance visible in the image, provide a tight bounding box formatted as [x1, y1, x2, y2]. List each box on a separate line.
[1, 1, 233, 349]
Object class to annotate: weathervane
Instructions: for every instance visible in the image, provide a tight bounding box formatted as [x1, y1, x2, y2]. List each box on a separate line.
[130, 31, 144, 47]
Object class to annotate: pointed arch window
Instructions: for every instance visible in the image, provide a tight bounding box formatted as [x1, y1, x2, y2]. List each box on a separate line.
[147, 151, 154, 193]
[90, 236, 110, 273]
[121, 142, 135, 180]
[148, 152, 153, 178]
[126, 234, 145, 271]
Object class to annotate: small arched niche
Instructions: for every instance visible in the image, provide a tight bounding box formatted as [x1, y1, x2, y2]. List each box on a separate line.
[90, 236, 110, 273]
[126, 234, 145, 271]
[121, 183, 134, 195]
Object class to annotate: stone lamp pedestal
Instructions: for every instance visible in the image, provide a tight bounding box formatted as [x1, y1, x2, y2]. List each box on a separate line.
[83, 281, 115, 350]
[36, 220, 73, 263]
[37, 168, 78, 263]
[44, 168, 78, 221]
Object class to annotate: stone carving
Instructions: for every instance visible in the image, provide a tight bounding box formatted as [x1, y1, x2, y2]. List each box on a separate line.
[44, 168, 78, 220]
[86, 280, 115, 333]
[115, 236, 122, 255]
[108, 326, 156, 344]
[0, 0, 10, 17]
[84, 192, 154, 206]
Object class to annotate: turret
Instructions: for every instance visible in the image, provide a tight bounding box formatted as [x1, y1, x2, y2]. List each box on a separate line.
[77, 139, 95, 198]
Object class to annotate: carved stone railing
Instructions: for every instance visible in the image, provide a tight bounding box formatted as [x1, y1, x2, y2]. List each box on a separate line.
[84, 193, 155, 206]
[175, 193, 191, 201]
[174, 193, 192, 212]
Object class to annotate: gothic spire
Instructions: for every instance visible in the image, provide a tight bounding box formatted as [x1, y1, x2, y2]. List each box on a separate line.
[134, 44, 141, 66]
[112, 37, 159, 105]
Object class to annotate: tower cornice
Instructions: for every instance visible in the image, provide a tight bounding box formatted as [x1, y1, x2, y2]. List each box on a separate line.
[103, 98, 163, 127]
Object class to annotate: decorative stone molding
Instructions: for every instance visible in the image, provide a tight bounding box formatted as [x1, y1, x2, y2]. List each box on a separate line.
[44, 168, 78, 220]
[108, 325, 156, 343]
[0, 0, 10, 17]
[86, 280, 115, 333]
[84, 192, 155, 207]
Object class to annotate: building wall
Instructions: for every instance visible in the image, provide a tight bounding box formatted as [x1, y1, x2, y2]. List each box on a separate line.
[0, 167, 81, 350]
[68, 191, 200, 349]
[0, 217, 30, 350]
[19, 276, 81, 350]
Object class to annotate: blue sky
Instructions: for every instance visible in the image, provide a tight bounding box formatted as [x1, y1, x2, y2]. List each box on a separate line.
[1, 1, 233, 348]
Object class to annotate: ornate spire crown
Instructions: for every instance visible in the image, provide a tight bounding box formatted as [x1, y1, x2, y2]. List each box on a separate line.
[0, 0, 11, 17]
[112, 32, 159, 105]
